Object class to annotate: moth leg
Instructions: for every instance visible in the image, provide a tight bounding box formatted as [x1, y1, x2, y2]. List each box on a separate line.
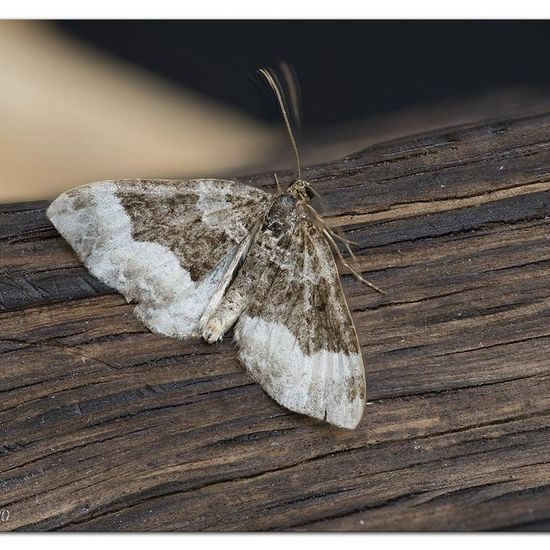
[326, 228, 358, 246]
[304, 203, 359, 256]
[321, 228, 386, 295]
[304, 204, 377, 292]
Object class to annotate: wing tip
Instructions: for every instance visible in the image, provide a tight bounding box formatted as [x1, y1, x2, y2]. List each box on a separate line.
[266, 387, 365, 430]
[324, 400, 365, 429]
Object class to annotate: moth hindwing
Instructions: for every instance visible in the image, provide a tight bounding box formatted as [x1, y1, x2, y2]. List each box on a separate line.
[47, 177, 366, 429]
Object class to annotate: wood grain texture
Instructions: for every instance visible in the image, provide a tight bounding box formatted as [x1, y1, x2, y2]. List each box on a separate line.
[1, 113, 550, 531]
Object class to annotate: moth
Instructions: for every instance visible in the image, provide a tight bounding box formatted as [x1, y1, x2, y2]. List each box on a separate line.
[47, 68, 383, 429]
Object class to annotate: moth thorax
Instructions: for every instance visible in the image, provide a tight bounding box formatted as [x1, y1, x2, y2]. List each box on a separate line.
[265, 193, 301, 236]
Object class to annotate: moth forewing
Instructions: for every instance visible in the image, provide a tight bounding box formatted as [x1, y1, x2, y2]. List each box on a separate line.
[46, 178, 271, 339]
[227, 186, 366, 428]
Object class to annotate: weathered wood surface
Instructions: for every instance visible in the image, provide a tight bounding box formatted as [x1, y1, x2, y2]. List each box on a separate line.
[1, 113, 550, 532]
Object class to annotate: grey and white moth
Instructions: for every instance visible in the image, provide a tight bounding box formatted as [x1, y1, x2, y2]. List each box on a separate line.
[47, 68, 382, 429]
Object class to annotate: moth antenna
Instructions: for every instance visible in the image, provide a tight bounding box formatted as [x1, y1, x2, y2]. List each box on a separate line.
[278, 61, 302, 130]
[273, 172, 282, 193]
[258, 66, 302, 181]
[320, 225, 386, 295]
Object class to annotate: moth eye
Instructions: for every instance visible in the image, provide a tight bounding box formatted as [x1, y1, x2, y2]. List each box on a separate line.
[305, 186, 315, 199]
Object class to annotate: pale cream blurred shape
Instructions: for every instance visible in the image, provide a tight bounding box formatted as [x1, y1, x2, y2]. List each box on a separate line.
[0, 21, 280, 202]
[3, 21, 550, 203]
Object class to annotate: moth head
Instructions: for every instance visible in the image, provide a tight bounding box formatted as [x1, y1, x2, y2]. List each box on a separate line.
[289, 179, 316, 202]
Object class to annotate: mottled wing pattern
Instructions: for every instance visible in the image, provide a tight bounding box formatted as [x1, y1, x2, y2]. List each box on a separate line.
[234, 219, 365, 429]
[47, 179, 271, 338]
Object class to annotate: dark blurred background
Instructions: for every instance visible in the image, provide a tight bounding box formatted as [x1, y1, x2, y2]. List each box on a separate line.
[4, 20, 550, 202]
[57, 20, 550, 128]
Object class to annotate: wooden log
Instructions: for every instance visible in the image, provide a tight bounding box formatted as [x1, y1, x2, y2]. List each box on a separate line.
[1, 112, 550, 531]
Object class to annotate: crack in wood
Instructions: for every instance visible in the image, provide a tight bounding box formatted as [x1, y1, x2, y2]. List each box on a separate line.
[1, 112, 550, 531]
